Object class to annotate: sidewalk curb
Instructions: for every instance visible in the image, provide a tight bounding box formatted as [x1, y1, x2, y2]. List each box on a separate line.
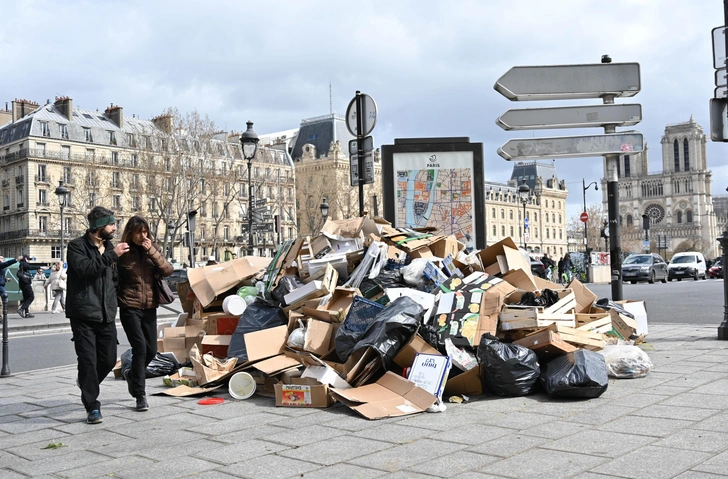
[6, 314, 179, 338]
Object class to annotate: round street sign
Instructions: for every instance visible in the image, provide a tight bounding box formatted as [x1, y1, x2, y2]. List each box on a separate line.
[580, 212, 589, 223]
[346, 94, 378, 137]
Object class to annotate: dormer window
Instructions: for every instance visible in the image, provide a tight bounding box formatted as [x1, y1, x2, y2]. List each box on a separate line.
[39, 121, 50, 137]
[83, 128, 93, 142]
[59, 124, 68, 139]
[108, 131, 116, 145]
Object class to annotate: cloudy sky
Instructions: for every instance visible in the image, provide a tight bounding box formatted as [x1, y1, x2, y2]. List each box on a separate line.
[1, 0, 725, 221]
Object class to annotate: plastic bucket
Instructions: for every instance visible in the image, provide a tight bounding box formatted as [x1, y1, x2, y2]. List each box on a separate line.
[228, 372, 256, 399]
[222, 295, 247, 316]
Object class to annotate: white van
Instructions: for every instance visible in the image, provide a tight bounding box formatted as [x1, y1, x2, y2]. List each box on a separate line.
[667, 252, 707, 281]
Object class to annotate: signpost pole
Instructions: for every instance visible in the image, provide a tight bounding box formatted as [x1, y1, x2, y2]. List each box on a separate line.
[356, 91, 365, 216]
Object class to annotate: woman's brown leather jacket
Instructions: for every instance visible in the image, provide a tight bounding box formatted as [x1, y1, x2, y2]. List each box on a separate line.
[117, 242, 174, 309]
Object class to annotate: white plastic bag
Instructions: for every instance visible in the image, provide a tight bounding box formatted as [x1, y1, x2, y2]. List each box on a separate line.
[402, 258, 429, 287]
[600, 344, 653, 378]
[286, 319, 307, 349]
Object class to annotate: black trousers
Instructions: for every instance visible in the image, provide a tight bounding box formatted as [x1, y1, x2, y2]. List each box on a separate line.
[70, 317, 118, 412]
[119, 307, 157, 398]
[19, 282, 34, 311]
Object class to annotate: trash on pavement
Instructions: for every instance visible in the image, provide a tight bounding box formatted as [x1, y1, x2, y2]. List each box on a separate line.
[540, 349, 609, 398]
[600, 344, 653, 378]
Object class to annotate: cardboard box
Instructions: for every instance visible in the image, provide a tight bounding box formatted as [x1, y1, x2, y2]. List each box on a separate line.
[201, 334, 232, 359]
[513, 327, 578, 360]
[476, 237, 533, 279]
[302, 287, 360, 323]
[616, 300, 648, 336]
[393, 334, 441, 369]
[608, 309, 639, 340]
[284, 264, 338, 309]
[575, 308, 610, 328]
[275, 377, 335, 408]
[444, 367, 482, 396]
[499, 289, 576, 330]
[430, 235, 462, 259]
[303, 319, 336, 356]
[329, 371, 437, 420]
[567, 278, 598, 314]
[202, 313, 240, 335]
[310, 235, 333, 259]
[187, 256, 271, 308]
[408, 354, 451, 400]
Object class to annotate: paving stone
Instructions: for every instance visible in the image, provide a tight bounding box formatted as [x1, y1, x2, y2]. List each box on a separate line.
[423, 424, 512, 445]
[190, 412, 292, 436]
[112, 402, 192, 421]
[8, 450, 113, 476]
[0, 415, 66, 434]
[278, 434, 389, 466]
[264, 424, 356, 447]
[542, 430, 657, 457]
[658, 392, 728, 410]
[0, 469, 30, 479]
[113, 455, 220, 479]
[349, 438, 464, 472]
[608, 392, 671, 408]
[185, 471, 240, 479]
[451, 473, 517, 479]
[630, 404, 719, 422]
[0, 427, 70, 450]
[269, 410, 340, 429]
[519, 420, 588, 439]
[510, 398, 593, 418]
[641, 385, 692, 396]
[689, 412, 728, 433]
[409, 450, 500, 478]
[655, 429, 728, 453]
[478, 447, 608, 479]
[466, 433, 550, 458]
[53, 455, 155, 479]
[88, 430, 212, 458]
[388, 411, 479, 432]
[51, 413, 135, 434]
[0, 402, 44, 417]
[137, 438, 236, 462]
[563, 404, 631, 425]
[194, 438, 289, 465]
[466, 396, 534, 414]
[219, 454, 321, 479]
[7, 429, 128, 460]
[674, 471, 728, 479]
[0, 450, 31, 470]
[299, 463, 386, 479]
[354, 424, 438, 445]
[590, 445, 712, 479]
[320, 412, 390, 432]
[691, 378, 728, 396]
[661, 373, 725, 389]
[478, 411, 558, 430]
[598, 415, 694, 437]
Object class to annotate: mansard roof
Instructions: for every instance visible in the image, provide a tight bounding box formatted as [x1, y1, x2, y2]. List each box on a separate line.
[290, 113, 355, 161]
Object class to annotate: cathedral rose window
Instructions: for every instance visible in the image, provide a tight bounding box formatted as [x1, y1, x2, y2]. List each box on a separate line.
[644, 204, 665, 224]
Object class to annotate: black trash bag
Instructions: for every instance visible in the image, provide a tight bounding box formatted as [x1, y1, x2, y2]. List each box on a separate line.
[336, 296, 421, 366]
[540, 349, 609, 398]
[372, 269, 406, 289]
[227, 297, 288, 362]
[120, 348, 132, 380]
[595, 298, 635, 319]
[271, 275, 305, 306]
[477, 333, 540, 396]
[518, 289, 560, 307]
[145, 352, 181, 378]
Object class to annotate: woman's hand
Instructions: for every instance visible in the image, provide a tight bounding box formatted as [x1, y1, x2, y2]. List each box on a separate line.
[141, 232, 152, 251]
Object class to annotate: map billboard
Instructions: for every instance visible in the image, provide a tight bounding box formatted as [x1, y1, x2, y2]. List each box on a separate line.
[381, 138, 485, 250]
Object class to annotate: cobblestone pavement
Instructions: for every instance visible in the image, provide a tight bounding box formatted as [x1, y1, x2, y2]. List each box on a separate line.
[1, 323, 727, 479]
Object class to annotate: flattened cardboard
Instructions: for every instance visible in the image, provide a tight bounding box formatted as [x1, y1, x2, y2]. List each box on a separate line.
[329, 371, 437, 420]
[251, 352, 302, 376]
[153, 384, 225, 397]
[502, 268, 538, 292]
[303, 319, 335, 356]
[243, 325, 288, 362]
[608, 309, 639, 340]
[300, 355, 351, 389]
[302, 287, 359, 323]
[444, 366, 483, 396]
[321, 216, 379, 241]
[188, 256, 271, 308]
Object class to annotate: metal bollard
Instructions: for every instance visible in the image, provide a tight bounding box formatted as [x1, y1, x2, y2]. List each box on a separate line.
[718, 229, 728, 340]
[1, 294, 11, 377]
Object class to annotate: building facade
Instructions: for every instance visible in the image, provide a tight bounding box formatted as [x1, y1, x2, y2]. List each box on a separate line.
[484, 161, 569, 258]
[0, 97, 297, 264]
[602, 117, 719, 258]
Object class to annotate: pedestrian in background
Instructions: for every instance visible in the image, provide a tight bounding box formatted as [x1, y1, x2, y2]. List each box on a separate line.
[117, 215, 173, 412]
[44, 262, 67, 313]
[0, 255, 23, 299]
[66, 206, 129, 425]
[17, 255, 35, 318]
[563, 253, 573, 283]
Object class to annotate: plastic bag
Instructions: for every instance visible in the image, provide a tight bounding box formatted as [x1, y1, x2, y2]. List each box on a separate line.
[445, 338, 478, 371]
[476, 333, 540, 396]
[518, 289, 560, 307]
[540, 349, 609, 398]
[237, 286, 259, 305]
[595, 298, 635, 319]
[600, 345, 653, 378]
[145, 352, 181, 378]
[286, 319, 307, 350]
[120, 349, 180, 379]
[402, 258, 430, 287]
[337, 296, 422, 367]
[227, 297, 288, 362]
[271, 275, 305, 306]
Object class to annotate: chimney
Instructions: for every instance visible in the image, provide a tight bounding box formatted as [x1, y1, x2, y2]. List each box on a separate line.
[105, 103, 123, 128]
[54, 96, 73, 121]
[11, 98, 40, 121]
[151, 113, 174, 134]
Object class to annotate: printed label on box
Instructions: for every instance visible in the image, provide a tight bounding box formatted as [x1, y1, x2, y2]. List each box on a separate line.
[280, 385, 312, 406]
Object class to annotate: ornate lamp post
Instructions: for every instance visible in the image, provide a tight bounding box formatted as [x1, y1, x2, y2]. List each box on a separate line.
[320, 197, 329, 223]
[55, 180, 69, 262]
[518, 180, 531, 251]
[240, 121, 259, 256]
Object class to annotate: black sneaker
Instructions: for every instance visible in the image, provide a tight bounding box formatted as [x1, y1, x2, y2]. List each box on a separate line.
[17, 308, 25, 318]
[25, 313, 35, 318]
[87, 410, 103, 424]
[135, 396, 149, 412]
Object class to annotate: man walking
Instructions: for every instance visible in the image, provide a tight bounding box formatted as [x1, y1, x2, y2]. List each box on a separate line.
[17, 255, 35, 318]
[66, 206, 129, 424]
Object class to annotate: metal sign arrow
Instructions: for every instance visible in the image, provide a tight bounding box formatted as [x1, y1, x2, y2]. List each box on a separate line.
[494, 63, 641, 101]
[496, 104, 642, 130]
[497, 132, 644, 161]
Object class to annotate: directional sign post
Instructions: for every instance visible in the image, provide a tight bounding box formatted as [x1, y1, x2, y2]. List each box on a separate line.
[495, 60, 643, 301]
[346, 92, 378, 215]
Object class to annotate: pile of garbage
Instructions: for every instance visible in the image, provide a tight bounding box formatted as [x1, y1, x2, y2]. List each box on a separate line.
[145, 216, 653, 420]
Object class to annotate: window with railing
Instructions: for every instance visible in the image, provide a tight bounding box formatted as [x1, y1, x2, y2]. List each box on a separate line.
[112, 152, 119, 165]
[37, 189, 48, 206]
[112, 172, 121, 189]
[38, 216, 48, 234]
[62, 146, 70, 160]
[37, 164, 47, 183]
[131, 153, 138, 167]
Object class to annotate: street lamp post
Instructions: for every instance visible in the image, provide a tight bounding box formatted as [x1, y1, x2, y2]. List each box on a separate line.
[582, 179, 598, 282]
[600, 220, 609, 253]
[55, 180, 69, 262]
[718, 227, 728, 340]
[240, 121, 259, 257]
[518, 180, 531, 251]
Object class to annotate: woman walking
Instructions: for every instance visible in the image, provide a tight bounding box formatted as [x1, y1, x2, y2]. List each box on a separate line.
[117, 216, 173, 411]
[44, 262, 67, 313]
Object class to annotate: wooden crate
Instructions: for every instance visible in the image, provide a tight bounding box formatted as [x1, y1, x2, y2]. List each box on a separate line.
[576, 316, 612, 334]
[513, 328, 577, 361]
[549, 323, 605, 351]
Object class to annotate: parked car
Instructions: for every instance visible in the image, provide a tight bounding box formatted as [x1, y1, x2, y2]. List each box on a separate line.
[166, 269, 188, 293]
[708, 258, 723, 279]
[621, 253, 668, 284]
[667, 252, 707, 281]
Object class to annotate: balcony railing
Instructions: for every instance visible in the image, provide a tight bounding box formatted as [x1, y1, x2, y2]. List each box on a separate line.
[0, 229, 85, 241]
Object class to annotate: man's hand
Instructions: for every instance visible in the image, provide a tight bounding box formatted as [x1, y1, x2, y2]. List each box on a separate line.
[114, 242, 130, 256]
[15, 256, 22, 262]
